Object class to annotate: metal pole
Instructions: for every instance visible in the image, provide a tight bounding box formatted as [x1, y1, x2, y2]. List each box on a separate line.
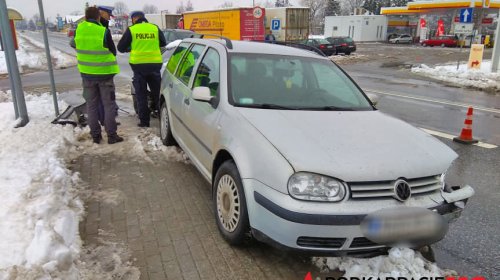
[0, 0, 28, 126]
[0, 25, 19, 118]
[491, 9, 500, 73]
[38, 0, 59, 116]
[457, 34, 464, 70]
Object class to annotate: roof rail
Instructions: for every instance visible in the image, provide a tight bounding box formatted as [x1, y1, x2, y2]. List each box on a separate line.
[263, 41, 327, 57]
[198, 34, 233, 49]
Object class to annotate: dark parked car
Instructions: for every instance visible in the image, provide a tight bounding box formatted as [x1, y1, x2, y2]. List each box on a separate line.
[422, 35, 458, 47]
[326, 36, 356, 55]
[163, 29, 198, 45]
[302, 38, 336, 56]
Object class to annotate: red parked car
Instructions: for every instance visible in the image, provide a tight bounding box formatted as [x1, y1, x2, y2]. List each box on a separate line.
[421, 35, 458, 47]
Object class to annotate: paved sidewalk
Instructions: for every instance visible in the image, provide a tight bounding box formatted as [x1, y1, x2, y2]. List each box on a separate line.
[73, 123, 320, 279]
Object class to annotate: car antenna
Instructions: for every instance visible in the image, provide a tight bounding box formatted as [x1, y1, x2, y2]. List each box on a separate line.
[198, 34, 233, 49]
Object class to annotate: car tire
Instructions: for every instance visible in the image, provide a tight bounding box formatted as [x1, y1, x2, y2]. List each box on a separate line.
[422, 43, 427, 47]
[395, 40, 399, 44]
[345, 51, 351, 55]
[159, 101, 176, 146]
[213, 160, 251, 245]
[441, 43, 446, 47]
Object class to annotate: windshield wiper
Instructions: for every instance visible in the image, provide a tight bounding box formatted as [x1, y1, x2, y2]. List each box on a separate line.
[235, 103, 299, 110]
[293, 106, 355, 111]
[319, 106, 355, 111]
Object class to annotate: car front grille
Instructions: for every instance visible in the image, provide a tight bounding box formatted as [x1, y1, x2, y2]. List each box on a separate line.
[348, 175, 441, 199]
[349, 237, 379, 248]
[297, 237, 346, 249]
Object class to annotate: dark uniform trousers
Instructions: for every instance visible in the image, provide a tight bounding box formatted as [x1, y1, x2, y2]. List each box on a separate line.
[83, 77, 118, 137]
[132, 67, 161, 126]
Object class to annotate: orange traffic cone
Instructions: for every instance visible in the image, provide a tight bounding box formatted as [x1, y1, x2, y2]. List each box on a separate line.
[453, 107, 478, 144]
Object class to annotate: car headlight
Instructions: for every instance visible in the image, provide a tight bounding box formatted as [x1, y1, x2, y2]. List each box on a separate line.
[288, 172, 346, 202]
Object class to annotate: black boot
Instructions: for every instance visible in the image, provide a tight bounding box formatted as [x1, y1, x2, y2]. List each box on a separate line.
[92, 134, 103, 144]
[108, 134, 124, 144]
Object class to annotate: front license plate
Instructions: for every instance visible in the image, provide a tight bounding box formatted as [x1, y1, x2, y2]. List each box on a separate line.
[360, 207, 447, 246]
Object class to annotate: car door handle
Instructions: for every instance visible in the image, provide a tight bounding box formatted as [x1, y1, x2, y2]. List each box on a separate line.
[184, 98, 190, 105]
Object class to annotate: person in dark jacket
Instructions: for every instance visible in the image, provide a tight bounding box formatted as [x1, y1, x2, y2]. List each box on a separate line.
[98, 5, 120, 120]
[97, 5, 114, 28]
[73, 7, 123, 144]
[117, 11, 166, 127]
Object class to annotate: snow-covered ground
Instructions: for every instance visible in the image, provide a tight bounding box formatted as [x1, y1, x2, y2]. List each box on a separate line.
[314, 247, 457, 278]
[0, 94, 84, 278]
[0, 93, 140, 279]
[0, 34, 76, 75]
[411, 60, 500, 92]
[330, 53, 368, 65]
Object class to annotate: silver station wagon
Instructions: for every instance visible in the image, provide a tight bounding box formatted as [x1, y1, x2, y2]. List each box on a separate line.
[158, 37, 474, 254]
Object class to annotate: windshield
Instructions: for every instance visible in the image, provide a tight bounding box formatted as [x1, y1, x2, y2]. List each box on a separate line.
[229, 54, 373, 111]
[343, 37, 353, 43]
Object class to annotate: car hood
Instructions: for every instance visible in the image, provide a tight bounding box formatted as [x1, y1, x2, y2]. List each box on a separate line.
[238, 109, 457, 182]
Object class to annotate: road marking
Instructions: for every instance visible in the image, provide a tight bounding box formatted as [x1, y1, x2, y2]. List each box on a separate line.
[420, 128, 498, 149]
[365, 88, 500, 114]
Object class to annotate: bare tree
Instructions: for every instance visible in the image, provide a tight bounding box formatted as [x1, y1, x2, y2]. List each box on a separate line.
[185, 0, 194, 11]
[176, 1, 185, 14]
[300, 0, 327, 33]
[219, 1, 234, 8]
[255, 0, 275, 7]
[340, 0, 364, 15]
[114, 1, 128, 16]
[143, 4, 159, 14]
[275, 0, 292, 6]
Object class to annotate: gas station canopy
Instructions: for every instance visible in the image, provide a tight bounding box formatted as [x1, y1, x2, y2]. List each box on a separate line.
[7, 7, 23, 20]
[382, 0, 500, 15]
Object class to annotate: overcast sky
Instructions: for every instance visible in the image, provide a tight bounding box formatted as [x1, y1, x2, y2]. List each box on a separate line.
[7, 0, 300, 20]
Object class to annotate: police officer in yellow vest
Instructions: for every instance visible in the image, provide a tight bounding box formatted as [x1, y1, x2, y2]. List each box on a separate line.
[74, 7, 123, 144]
[118, 11, 166, 127]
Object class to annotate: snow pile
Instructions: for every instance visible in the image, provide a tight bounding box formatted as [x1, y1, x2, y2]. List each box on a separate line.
[0, 90, 11, 102]
[0, 94, 83, 278]
[330, 53, 367, 65]
[313, 248, 456, 278]
[135, 129, 190, 164]
[0, 33, 76, 74]
[0, 36, 47, 74]
[18, 33, 76, 69]
[411, 60, 500, 91]
[0, 94, 140, 279]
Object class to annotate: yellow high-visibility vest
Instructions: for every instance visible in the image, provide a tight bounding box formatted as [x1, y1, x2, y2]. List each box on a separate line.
[129, 22, 162, 64]
[74, 21, 119, 75]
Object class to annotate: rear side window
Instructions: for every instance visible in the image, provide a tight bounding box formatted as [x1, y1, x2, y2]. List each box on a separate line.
[166, 42, 190, 75]
[193, 48, 220, 97]
[175, 44, 205, 85]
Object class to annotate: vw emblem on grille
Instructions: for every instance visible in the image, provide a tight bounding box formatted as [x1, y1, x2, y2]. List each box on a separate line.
[394, 179, 411, 201]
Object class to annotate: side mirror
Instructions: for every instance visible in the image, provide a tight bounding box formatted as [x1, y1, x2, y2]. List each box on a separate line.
[192, 86, 212, 102]
[367, 93, 379, 106]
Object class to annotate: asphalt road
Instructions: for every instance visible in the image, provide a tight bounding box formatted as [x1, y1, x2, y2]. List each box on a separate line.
[1, 33, 499, 278]
[9, 31, 134, 89]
